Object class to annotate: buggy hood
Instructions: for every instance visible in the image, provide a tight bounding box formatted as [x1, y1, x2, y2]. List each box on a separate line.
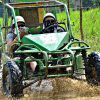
[21, 32, 69, 51]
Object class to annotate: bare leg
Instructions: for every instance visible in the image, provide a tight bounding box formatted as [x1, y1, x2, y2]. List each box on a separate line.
[30, 61, 37, 72]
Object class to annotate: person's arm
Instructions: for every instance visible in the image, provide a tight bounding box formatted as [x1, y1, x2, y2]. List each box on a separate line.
[6, 33, 14, 46]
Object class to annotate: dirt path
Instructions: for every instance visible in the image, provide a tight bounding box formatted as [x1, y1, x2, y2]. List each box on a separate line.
[0, 78, 100, 100]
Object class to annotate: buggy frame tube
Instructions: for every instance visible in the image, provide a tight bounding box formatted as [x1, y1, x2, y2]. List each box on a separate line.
[9, 0, 72, 36]
[26, 51, 48, 78]
[56, 0, 73, 38]
[64, 41, 90, 49]
[5, 4, 21, 42]
[16, 44, 41, 52]
[0, 27, 5, 54]
[0, 27, 4, 45]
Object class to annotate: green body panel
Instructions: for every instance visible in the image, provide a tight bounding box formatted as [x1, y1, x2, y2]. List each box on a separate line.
[22, 32, 70, 51]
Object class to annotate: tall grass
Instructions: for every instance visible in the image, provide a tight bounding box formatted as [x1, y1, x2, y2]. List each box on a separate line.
[70, 8, 100, 52]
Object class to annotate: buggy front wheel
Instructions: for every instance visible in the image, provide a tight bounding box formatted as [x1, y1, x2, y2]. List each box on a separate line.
[85, 52, 100, 85]
[2, 61, 23, 97]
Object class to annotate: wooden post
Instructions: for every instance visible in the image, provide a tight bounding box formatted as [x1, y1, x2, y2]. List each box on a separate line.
[67, 0, 70, 14]
[80, 0, 84, 40]
[67, 0, 70, 30]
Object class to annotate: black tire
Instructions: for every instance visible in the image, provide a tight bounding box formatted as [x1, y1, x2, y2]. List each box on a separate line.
[85, 52, 100, 85]
[2, 61, 23, 97]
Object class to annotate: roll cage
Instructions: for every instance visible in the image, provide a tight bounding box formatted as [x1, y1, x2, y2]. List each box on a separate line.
[2, 0, 72, 42]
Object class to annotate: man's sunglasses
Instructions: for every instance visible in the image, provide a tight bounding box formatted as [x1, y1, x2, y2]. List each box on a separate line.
[18, 24, 25, 28]
[12, 23, 25, 29]
[45, 19, 55, 23]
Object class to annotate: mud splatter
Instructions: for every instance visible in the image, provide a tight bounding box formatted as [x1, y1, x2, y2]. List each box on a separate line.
[0, 78, 100, 100]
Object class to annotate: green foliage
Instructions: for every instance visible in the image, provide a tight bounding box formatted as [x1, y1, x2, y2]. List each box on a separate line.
[70, 8, 100, 52]
[0, 18, 3, 26]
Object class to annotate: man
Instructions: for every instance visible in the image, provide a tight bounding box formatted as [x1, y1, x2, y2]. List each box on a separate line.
[7, 16, 37, 72]
[42, 13, 65, 33]
[7, 16, 26, 46]
[28, 13, 63, 34]
[43, 13, 57, 33]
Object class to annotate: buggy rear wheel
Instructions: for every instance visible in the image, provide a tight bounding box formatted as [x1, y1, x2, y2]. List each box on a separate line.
[2, 61, 23, 97]
[85, 52, 100, 85]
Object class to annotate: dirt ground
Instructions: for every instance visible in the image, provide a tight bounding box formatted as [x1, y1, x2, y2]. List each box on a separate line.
[0, 77, 100, 100]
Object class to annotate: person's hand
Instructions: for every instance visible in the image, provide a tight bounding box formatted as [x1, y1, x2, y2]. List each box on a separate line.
[20, 31, 28, 39]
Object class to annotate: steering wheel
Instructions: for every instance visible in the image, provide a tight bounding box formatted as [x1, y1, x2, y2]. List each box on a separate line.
[57, 25, 66, 32]
[40, 23, 66, 33]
